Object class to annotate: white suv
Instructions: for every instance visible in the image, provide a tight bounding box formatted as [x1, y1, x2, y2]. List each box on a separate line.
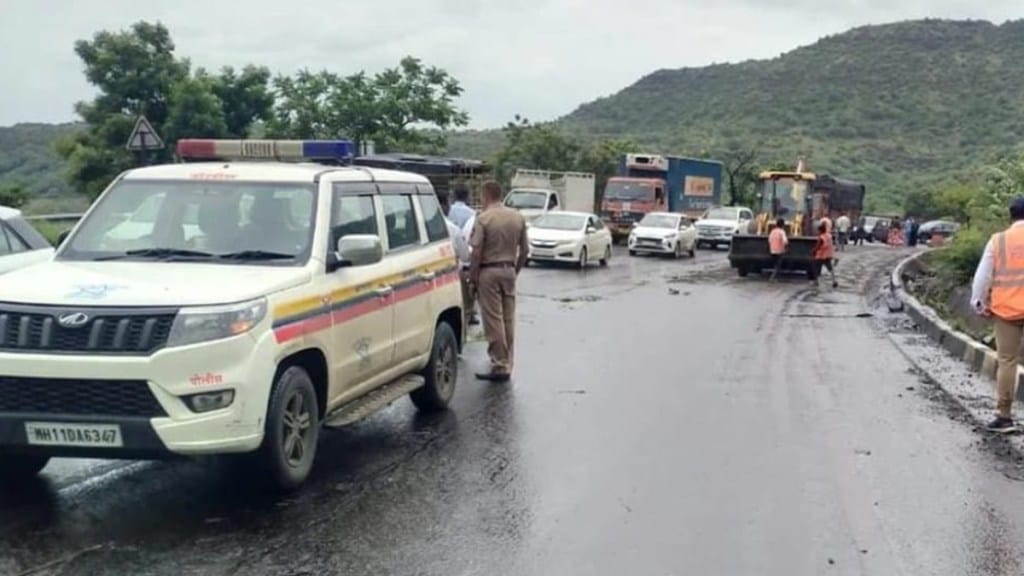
[0, 139, 463, 491]
[0, 205, 54, 275]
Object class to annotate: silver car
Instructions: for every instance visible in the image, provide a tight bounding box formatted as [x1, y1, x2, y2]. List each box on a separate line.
[0, 205, 54, 275]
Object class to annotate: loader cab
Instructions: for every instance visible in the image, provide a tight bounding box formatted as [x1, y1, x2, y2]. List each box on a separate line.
[754, 171, 816, 236]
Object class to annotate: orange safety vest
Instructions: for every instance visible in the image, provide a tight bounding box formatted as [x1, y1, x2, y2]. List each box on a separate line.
[990, 226, 1024, 320]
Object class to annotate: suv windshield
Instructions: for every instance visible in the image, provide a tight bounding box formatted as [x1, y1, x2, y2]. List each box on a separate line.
[639, 214, 679, 228]
[704, 208, 738, 221]
[504, 191, 548, 209]
[59, 180, 316, 265]
[532, 213, 587, 231]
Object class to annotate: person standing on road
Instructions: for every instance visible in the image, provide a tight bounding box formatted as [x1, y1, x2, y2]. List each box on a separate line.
[448, 184, 475, 230]
[438, 193, 472, 325]
[768, 218, 789, 282]
[836, 212, 851, 252]
[446, 185, 480, 327]
[811, 221, 838, 288]
[971, 198, 1024, 433]
[469, 181, 529, 382]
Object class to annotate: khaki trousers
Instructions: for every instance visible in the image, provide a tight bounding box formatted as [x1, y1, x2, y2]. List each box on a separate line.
[477, 267, 516, 374]
[994, 317, 1024, 417]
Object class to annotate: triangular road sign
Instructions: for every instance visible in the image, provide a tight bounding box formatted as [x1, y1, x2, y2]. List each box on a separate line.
[126, 116, 164, 151]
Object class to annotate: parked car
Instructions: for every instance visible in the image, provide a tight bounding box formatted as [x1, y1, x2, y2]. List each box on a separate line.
[695, 206, 754, 249]
[0, 139, 465, 491]
[861, 216, 891, 243]
[917, 220, 960, 242]
[527, 211, 613, 269]
[628, 211, 698, 258]
[0, 205, 54, 275]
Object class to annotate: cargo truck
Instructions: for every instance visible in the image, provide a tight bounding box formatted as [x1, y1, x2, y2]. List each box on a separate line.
[503, 169, 596, 222]
[600, 153, 723, 242]
[728, 164, 866, 278]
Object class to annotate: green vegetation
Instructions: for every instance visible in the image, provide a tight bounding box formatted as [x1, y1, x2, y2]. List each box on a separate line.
[0, 21, 469, 204]
[449, 19, 1024, 212]
[5, 19, 1024, 217]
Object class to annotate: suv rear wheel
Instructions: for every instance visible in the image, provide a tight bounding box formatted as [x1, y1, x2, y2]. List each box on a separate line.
[0, 453, 49, 483]
[260, 365, 320, 492]
[411, 322, 459, 411]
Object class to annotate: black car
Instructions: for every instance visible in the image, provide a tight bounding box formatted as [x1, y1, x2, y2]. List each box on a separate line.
[917, 220, 960, 242]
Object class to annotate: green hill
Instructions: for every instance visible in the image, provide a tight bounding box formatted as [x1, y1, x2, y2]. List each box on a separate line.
[449, 19, 1024, 212]
[0, 123, 82, 196]
[6, 19, 1024, 214]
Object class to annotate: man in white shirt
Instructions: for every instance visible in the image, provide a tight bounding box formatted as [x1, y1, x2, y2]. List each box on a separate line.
[971, 197, 1024, 433]
[448, 184, 475, 230]
[835, 213, 852, 251]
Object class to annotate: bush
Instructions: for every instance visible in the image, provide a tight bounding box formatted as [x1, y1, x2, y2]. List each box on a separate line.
[928, 225, 996, 283]
[30, 220, 69, 246]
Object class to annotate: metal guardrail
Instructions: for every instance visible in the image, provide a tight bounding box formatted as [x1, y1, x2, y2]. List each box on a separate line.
[22, 213, 85, 224]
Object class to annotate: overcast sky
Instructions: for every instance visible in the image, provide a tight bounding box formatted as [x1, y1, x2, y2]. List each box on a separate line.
[0, 0, 1019, 129]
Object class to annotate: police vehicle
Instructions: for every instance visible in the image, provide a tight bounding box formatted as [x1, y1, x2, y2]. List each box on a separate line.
[0, 139, 463, 490]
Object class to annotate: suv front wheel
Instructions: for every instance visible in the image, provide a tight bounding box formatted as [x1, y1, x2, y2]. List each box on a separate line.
[260, 365, 320, 491]
[410, 321, 459, 411]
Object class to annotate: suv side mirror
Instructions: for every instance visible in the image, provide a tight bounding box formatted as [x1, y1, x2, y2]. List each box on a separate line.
[328, 234, 383, 271]
[585, 226, 596, 234]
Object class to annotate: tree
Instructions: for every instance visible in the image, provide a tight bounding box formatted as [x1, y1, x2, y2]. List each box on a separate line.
[0, 183, 28, 208]
[269, 56, 468, 151]
[58, 21, 273, 198]
[491, 116, 636, 207]
[213, 66, 274, 138]
[718, 145, 760, 206]
[492, 116, 584, 182]
[165, 72, 228, 142]
[58, 21, 188, 196]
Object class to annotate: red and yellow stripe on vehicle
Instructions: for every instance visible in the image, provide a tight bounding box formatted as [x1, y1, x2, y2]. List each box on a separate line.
[271, 256, 460, 344]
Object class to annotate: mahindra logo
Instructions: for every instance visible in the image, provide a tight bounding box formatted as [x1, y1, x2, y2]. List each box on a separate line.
[57, 312, 90, 328]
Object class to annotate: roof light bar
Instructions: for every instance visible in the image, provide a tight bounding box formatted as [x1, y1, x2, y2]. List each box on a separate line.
[176, 139, 355, 162]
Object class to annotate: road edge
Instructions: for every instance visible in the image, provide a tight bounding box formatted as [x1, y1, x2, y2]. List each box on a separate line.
[890, 250, 1024, 399]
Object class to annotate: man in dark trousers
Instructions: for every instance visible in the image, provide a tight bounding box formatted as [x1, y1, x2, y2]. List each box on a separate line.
[469, 181, 529, 382]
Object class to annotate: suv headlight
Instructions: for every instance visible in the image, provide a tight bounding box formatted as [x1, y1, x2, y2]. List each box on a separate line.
[167, 297, 268, 347]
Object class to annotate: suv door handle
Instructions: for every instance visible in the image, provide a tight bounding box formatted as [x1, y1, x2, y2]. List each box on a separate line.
[374, 286, 394, 298]
[419, 271, 436, 282]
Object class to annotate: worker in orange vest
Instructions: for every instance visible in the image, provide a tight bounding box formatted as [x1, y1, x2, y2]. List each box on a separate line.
[972, 197, 1024, 433]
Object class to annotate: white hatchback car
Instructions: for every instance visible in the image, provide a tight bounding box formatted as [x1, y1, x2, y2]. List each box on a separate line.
[628, 212, 698, 258]
[0, 205, 54, 275]
[527, 211, 613, 269]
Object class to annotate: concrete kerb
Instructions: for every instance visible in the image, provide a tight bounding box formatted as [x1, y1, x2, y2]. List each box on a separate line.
[890, 251, 1024, 401]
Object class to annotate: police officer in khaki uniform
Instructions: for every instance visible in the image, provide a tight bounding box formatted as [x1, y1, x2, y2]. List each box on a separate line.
[469, 181, 529, 382]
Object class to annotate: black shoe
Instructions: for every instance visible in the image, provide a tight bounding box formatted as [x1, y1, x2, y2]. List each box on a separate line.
[468, 316, 480, 326]
[832, 281, 838, 289]
[986, 416, 1017, 433]
[475, 371, 510, 382]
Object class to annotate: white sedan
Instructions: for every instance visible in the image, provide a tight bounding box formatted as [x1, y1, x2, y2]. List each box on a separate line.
[527, 211, 613, 269]
[628, 211, 698, 258]
[0, 205, 54, 275]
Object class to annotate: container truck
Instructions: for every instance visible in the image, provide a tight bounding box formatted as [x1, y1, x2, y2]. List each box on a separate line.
[600, 153, 723, 242]
[503, 169, 596, 222]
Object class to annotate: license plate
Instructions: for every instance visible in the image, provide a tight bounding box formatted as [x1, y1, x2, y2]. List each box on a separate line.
[25, 422, 123, 448]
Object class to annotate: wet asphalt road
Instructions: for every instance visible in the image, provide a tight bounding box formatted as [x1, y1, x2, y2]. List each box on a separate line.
[5, 245, 1024, 575]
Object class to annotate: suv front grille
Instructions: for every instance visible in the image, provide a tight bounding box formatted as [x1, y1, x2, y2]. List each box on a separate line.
[0, 376, 167, 417]
[0, 304, 177, 355]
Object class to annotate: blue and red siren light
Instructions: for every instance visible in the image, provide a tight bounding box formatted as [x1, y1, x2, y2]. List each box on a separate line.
[176, 139, 355, 162]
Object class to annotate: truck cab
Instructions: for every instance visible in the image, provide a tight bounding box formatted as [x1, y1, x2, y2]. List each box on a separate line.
[503, 187, 560, 222]
[600, 177, 666, 239]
